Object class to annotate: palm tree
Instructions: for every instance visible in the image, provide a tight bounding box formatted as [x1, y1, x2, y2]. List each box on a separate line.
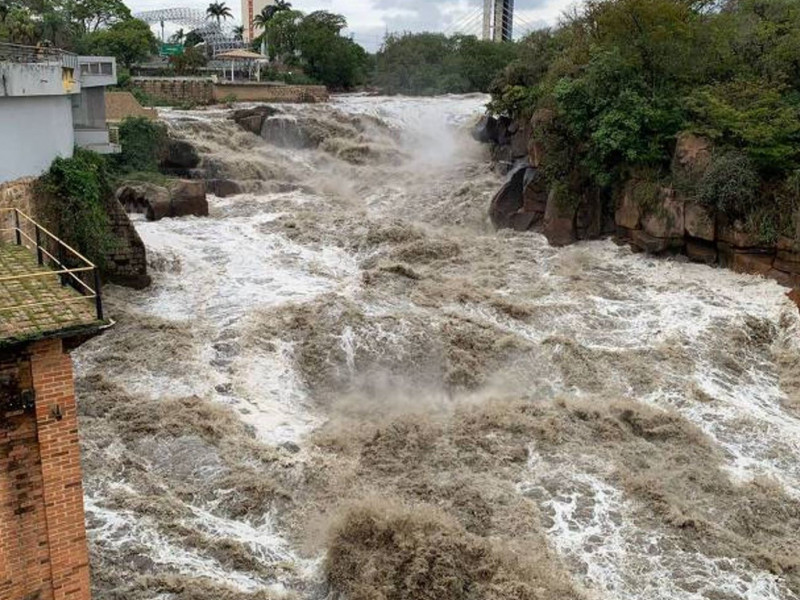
[206, 1, 232, 26]
[233, 25, 244, 41]
[252, 0, 291, 29]
[170, 28, 186, 44]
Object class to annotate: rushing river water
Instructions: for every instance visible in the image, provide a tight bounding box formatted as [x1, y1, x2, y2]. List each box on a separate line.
[74, 95, 800, 600]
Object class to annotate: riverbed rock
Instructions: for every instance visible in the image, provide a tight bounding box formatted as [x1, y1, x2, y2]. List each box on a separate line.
[116, 183, 171, 220]
[616, 182, 641, 230]
[543, 187, 576, 246]
[472, 115, 499, 144]
[231, 106, 280, 135]
[788, 288, 800, 311]
[684, 202, 715, 241]
[642, 189, 684, 239]
[162, 139, 200, 170]
[489, 165, 528, 229]
[169, 180, 208, 218]
[208, 178, 243, 198]
[686, 240, 717, 265]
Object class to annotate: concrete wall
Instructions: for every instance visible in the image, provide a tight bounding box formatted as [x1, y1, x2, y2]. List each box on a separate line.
[0, 62, 78, 97]
[72, 86, 106, 129]
[0, 97, 74, 183]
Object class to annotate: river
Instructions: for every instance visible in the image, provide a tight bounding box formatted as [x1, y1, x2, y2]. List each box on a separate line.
[73, 95, 800, 600]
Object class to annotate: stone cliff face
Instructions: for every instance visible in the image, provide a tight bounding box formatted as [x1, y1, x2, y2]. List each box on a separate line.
[479, 116, 800, 303]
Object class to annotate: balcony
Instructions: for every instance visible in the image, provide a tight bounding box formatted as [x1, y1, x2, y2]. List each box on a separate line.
[0, 42, 79, 97]
[78, 56, 117, 88]
[0, 209, 105, 347]
[74, 126, 121, 154]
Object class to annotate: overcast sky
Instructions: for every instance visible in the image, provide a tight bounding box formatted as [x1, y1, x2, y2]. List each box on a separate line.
[128, 0, 577, 52]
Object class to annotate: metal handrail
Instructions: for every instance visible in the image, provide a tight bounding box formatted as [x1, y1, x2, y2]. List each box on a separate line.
[0, 42, 77, 69]
[0, 208, 104, 322]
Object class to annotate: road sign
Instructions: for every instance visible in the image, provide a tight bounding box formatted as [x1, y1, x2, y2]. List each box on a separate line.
[159, 44, 184, 57]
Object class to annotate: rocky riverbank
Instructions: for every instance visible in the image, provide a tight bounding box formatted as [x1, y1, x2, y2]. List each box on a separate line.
[479, 114, 800, 307]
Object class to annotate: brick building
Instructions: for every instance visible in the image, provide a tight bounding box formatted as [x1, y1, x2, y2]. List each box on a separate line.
[0, 208, 105, 600]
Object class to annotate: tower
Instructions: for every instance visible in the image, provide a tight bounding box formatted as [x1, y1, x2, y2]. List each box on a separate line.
[482, 0, 514, 42]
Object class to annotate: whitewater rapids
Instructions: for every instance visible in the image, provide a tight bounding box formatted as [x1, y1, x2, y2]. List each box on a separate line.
[74, 95, 800, 600]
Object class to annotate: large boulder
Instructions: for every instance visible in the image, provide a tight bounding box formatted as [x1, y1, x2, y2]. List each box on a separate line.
[162, 139, 200, 170]
[472, 115, 499, 144]
[543, 186, 577, 247]
[116, 183, 171, 221]
[169, 180, 208, 218]
[207, 178, 243, 198]
[489, 165, 528, 230]
[642, 188, 684, 239]
[684, 202, 715, 241]
[231, 106, 280, 135]
[116, 180, 208, 221]
[615, 182, 642, 230]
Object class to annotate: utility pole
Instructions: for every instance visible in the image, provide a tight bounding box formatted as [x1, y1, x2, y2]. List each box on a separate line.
[482, 0, 514, 42]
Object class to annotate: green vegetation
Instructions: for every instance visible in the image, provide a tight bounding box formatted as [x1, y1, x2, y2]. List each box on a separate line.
[115, 117, 168, 173]
[77, 18, 158, 67]
[205, 1, 232, 26]
[489, 0, 800, 237]
[40, 149, 114, 267]
[255, 9, 370, 90]
[0, 0, 156, 69]
[374, 33, 518, 95]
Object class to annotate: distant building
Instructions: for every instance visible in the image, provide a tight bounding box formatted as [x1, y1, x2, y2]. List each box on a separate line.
[0, 43, 120, 184]
[242, 0, 275, 43]
[483, 0, 514, 42]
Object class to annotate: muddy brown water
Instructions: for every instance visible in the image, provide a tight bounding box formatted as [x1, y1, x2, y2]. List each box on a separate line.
[73, 95, 800, 600]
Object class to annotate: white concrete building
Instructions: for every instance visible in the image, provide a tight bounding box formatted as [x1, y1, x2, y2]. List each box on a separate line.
[0, 43, 119, 184]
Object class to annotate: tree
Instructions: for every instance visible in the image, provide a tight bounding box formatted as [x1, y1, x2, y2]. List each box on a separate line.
[296, 11, 368, 89]
[170, 27, 185, 43]
[233, 24, 243, 40]
[253, 0, 291, 29]
[260, 8, 302, 60]
[79, 18, 158, 67]
[67, 0, 131, 34]
[206, 1, 232, 26]
[184, 29, 204, 47]
[169, 45, 207, 74]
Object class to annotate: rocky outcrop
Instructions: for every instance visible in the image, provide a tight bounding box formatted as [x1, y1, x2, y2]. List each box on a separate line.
[117, 180, 208, 221]
[230, 106, 280, 136]
[482, 118, 800, 299]
[162, 140, 200, 171]
[207, 179, 243, 198]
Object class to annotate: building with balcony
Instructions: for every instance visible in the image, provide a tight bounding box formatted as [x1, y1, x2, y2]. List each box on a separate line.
[0, 207, 105, 600]
[0, 44, 119, 184]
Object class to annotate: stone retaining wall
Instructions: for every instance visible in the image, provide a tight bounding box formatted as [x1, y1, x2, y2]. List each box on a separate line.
[132, 77, 215, 105]
[130, 77, 329, 105]
[213, 83, 328, 103]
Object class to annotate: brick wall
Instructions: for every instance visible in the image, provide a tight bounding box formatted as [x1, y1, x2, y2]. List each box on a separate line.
[0, 339, 91, 600]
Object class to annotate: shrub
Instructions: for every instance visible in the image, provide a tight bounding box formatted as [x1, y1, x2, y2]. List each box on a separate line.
[117, 117, 168, 172]
[698, 151, 761, 217]
[41, 149, 115, 267]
